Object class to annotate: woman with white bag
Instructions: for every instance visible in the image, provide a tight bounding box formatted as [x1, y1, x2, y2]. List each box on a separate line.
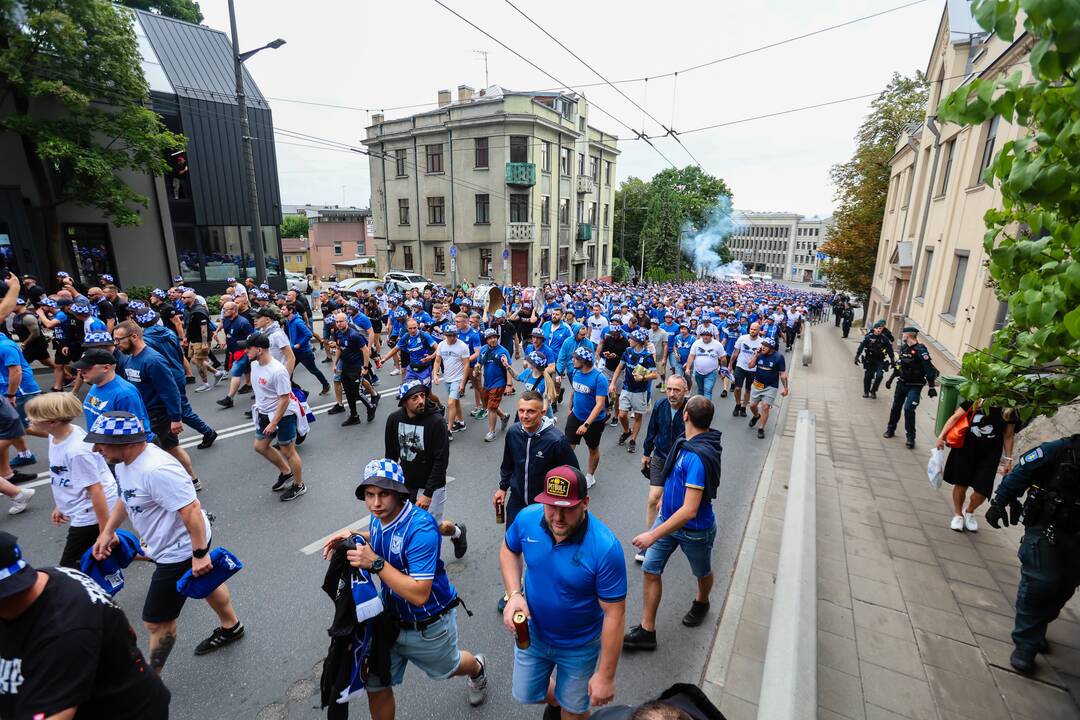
[936, 399, 1017, 532]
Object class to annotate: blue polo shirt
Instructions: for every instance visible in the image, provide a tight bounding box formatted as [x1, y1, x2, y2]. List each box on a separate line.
[661, 448, 715, 531]
[568, 366, 607, 422]
[369, 501, 457, 622]
[753, 351, 786, 388]
[480, 344, 511, 388]
[504, 504, 627, 648]
[672, 333, 696, 364]
[397, 332, 436, 366]
[222, 314, 253, 354]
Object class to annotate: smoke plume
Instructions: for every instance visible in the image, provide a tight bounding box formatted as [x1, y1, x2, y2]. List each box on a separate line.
[681, 195, 746, 278]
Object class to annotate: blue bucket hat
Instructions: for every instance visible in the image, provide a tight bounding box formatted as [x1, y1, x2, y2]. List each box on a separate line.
[356, 458, 408, 498]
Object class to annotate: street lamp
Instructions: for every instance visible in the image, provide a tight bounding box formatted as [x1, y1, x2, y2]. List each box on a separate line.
[227, 0, 285, 284]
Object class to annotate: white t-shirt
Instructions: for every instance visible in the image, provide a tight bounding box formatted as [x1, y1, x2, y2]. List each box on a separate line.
[250, 357, 292, 414]
[114, 444, 207, 563]
[48, 426, 118, 528]
[786, 310, 802, 325]
[437, 339, 471, 383]
[586, 315, 610, 344]
[264, 325, 291, 364]
[689, 338, 723, 375]
[734, 334, 764, 371]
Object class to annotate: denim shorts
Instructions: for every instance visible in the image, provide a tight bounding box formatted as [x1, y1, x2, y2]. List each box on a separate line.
[230, 353, 251, 378]
[512, 630, 600, 714]
[366, 607, 462, 692]
[446, 379, 464, 400]
[642, 518, 717, 578]
[255, 412, 298, 444]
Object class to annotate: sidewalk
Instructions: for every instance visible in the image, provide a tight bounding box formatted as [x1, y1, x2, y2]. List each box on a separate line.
[703, 323, 1080, 719]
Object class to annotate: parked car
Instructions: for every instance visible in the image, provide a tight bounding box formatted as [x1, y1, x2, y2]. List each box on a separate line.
[286, 272, 311, 293]
[336, 278, 382, 294]
[383, 271, 430, 292]
[809, 279, 828, 288]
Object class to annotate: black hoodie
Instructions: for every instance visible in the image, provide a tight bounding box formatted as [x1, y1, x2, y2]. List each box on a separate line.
[384, 400, 449, 498]
[659, 429, 723, 500]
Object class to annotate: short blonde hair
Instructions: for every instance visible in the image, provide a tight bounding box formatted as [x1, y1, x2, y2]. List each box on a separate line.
[25, 392, 83, 423]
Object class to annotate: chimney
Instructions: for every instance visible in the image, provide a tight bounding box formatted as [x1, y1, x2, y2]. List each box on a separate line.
[371, 112, 384, 124]
[457, 85, 474, 103]
[437, 89, 452, 108]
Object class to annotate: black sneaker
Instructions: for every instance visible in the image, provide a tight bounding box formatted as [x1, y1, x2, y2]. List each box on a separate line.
[623, 625, 657, 651]
[197, 430, 218, 449]
[749, 413, 760, 427]
[327, 404, 346, 415]
[757, 428, 765, 439]
[720, 390, 728, 398]
[869, 391, 877, 399]
[618, 431, 630, 446]
[451, 524, 468, 559]
[682, 600, 710, 627]
[9, 471, 35, 484]
[862, 392, 869, 398]
[1010, 646, 1036, 674]
[627, 439, 636, 454]
[216, 396, 234, 408]
[238, 384, 252, 395]
[366, 402, 377, 422]
[883, 430, 895, 438]
[732, 405, 740, 417]
[609, 414, 619, 427]
[341, 415, 361, 427]
[243, 410, 252, 419]
[194, 622, 245, 655]
[452, 420, 466, 431]
[280, 483, 307, 502]
[905, 438, 915, 449]
[272, 472, 293, 492]
[320, 385, 331, 396]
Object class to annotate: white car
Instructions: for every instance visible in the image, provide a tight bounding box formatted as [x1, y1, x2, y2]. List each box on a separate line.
[286, 272, 310, 293]
[383, 271, 430, 292]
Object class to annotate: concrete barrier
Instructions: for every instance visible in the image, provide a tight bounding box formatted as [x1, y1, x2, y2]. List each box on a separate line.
[802, 326, 813, 367]
[757, 410, 817, 720]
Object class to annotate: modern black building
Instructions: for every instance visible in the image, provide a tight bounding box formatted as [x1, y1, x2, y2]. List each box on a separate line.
[0, 7, 284, 294]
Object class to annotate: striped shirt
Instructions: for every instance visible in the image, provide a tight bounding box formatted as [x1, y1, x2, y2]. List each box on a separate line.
[369, 501, 457, 622]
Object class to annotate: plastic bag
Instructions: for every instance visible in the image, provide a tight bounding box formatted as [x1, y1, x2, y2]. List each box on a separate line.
[927, 448, 945, 489]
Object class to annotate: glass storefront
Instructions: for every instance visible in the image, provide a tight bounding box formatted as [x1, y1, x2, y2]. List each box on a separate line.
[65, 224, 117, 287]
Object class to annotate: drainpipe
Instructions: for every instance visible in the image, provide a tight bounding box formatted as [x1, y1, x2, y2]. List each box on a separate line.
[378, 130, 389, 279]
[447, 125, 457, 287]
[903, 115, 942, 324]
[412, 126, 422, 276]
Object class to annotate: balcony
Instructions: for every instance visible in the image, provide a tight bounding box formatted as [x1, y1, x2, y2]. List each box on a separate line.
[576, 223, 592, 241]
[572, 251, 588, 264]
[576, 176, 596, 194]
[507, 222, 533, 241]
[505, 162, 536, 186]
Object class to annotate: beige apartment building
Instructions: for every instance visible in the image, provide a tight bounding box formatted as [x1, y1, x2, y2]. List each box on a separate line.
[867, 1, 1033, 371]
[727, 212, 832, 281]
[363, 85, 618, 286]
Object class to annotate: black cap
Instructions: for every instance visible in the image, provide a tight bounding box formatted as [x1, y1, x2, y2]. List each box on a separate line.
[902, 326, 919, 334]
[255, 307, 280, 320]
[0, 532, 37, 599]
[71, 348, 117, 369]
[239, 332, 270, 349]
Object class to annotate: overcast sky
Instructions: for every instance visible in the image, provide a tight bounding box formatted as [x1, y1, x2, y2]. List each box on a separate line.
[201, 0, 944, 217]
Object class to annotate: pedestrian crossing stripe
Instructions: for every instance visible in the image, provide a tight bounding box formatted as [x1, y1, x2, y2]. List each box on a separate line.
[1020, 448, 1043, 465]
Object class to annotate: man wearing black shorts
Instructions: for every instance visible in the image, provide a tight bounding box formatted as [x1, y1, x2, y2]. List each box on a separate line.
[563, 347, 608, 489]
[90, 411, 244, 671]
[728, 322, 762, 417]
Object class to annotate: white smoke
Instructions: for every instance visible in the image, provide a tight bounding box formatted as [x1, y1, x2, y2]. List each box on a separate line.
[681, 195, 746, 279]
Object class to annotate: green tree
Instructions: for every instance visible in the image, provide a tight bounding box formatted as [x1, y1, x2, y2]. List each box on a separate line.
[937, 0, 1080, 420]
[610, 257, 631, 283]
[613, 176, 650, 270]
[820, 72, 928, 305]
[116, 0, 202, 23]
[1, 0, 185, 272]
[280, 213, 309, 238]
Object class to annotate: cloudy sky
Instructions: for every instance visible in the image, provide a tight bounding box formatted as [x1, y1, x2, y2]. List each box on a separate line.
[200, 0, 945, 217]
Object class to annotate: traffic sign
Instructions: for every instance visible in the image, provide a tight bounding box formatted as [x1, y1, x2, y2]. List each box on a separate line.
[502, 248, 510, 260]
[816, 252, 826, 261]
[449, 245, 457, 258]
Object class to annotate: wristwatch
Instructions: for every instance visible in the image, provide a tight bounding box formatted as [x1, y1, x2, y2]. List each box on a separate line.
[192, 546, 210, 559]
[370, 557, 385, 573]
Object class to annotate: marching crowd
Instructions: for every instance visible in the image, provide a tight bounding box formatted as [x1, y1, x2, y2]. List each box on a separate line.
[0, 269, 832, 719]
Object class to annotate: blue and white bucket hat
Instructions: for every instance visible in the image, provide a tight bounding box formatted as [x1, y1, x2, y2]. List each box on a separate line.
[573, 346, 595, 364]
[356, 458, 408, 498]
[84, 411, 148, 445]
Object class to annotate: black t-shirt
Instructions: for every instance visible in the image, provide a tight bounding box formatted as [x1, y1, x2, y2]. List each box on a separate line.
[23, 285, 45, 307]
[91, 299, 116, 324]
[0, 568, 170, 719]
[958, 401, 1013, 454]
[600, 335, 629, 372]
[184, 306, 210, 342]
[157, 303, 179, 336]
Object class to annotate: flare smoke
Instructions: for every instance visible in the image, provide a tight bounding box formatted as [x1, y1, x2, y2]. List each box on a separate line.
[681, 195, 746, 278]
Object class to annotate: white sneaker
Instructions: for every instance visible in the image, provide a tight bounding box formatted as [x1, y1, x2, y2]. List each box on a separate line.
[212, 370, 226, 386]
[466, 653, 488, 706]
[389, 368, 401, 376]
[484, 431, 496, 442]
[950, 514, 964, 532]
[634, 552, 645, 564]
[963, 512, 978, 532]
[194, 382, 213, 393]
[586, 473, 596, 489]
[8, 488, 34, 515]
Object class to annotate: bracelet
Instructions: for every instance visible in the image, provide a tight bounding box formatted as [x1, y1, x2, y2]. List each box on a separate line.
[507, 589, 524, 601]
[1002, 456, 1012, 461]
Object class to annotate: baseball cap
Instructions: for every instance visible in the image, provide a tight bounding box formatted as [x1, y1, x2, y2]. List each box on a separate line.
[534, 465, 588, 507]
[239, 332, 270, 350]
[397, 379, 429, 405]
[442, 324, 459, 335]
[71, 348, 117, 369]
[255, 306, 280, 320]
[356, 458, 409, 498]
[0, 532, 36, 599]
[82, 331, 114, 347]
[494, 309, 506, 318]
[134, 309, 159, 326]
[83, 411, 148, 445]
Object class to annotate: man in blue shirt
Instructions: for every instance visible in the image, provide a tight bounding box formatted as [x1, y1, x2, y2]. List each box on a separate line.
[541, 308, 573, 403]
[76, 348, 155, 445]
[0, 333, 41, 470]
[380, 319, 437, 386]
[747, 337, 789, 440]
[502, 465, 626, 718]
[609, 329, 657, 454]
[283, 302, 330, 395]
[626, 396, 723, 650]
[323, 458, 489, 715]
[332, 312, 377, 425]
[478, 328, 513, 441]
[563, 347, 607, 489]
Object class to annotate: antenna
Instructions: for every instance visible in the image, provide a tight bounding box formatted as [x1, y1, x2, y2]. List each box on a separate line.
[474, 49, 489, 87]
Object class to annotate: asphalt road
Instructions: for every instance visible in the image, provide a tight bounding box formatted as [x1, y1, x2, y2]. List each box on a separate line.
[8, 344, 784, 720]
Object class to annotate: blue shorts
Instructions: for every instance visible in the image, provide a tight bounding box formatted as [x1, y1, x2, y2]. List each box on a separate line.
[366, 608, 462, 692]
[230, 354, 251, 378]
[333, 359, 342, 383]
[254, 412, 298, 444]
[642, 518, 716, 578]
[446, 379, 464, 400]
[512, 630, 600, 714]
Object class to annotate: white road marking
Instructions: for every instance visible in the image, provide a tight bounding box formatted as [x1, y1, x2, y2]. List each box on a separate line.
[300, 515, 371, 555]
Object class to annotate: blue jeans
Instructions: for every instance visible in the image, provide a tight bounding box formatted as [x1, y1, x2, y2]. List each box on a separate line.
[512, 631, 600, 714]
[693, 370, 717, 399]
[887, 383, 922, 440]
[642, 518, 717, 578]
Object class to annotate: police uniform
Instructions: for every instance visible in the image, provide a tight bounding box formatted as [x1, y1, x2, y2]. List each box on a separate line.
[883, 328, 938, 447]
[854, 329, 895, 398]
[986, 435, 1080, 673]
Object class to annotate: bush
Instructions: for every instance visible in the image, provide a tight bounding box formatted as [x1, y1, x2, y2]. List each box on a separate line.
[611, 257, 631, 283]
[206, 294, 222, 315]
[125, 284, 154, 302]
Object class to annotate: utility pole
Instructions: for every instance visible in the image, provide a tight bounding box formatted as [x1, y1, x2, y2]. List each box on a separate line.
[619, 191, 626, 266]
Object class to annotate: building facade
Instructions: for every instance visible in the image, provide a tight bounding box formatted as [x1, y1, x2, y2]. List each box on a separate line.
[363, 85, 618, 286]
[867, 1, 1032, 371]
[282, 205, 373, 279]
[281, 237, 310, 273]
[0, 8, 284, 295]
[727, 212, 832, 281]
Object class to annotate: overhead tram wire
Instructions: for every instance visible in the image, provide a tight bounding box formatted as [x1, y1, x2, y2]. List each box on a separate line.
[500, 0, 704, 168]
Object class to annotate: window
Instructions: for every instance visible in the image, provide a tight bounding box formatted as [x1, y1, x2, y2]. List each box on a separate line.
[541, 196, 551, 226]
[943, 253, 969, 318]
[937, 139, 955, 195]
[434, 246, 446, 274]
[475, 194, 490, 224]
[540, 248, 550, 277]
[560, 147, 572, 175]
[558, 247, 569, 274]
[474, 137, 488, 168]
[426, 144, 443, 173]
[509, 136, 528, 163]
[916, 248, 933, 300]
[561, 99, 573, 120]
[541, 141, 551, 172]
[587, 244, 595, 266]
[427, 196, 445, 225]
[589, 202, 597, 226]
[333, 241, 342, 256]
[479, 248, 493, 278]
[889, 174, 900, 212]
[403, 245, 414, 270]
[605, 161, 612, 185]
[902, 167, 915, 208]
[510, 193, 529, 223]
[395, 149, 407, 177]
[398, 198, 410, 225]
[603, 203, 609, 227]
[576, 200, 585, 224]
[979, 115, 1000, 179]
[578, 116, 585, 132]
[559, 198, 570, 226]
[577, 153, 585, 175]
[590, 156, 599, 181]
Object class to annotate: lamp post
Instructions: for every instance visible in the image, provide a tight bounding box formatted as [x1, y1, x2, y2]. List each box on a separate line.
[228, 0, 285, 285]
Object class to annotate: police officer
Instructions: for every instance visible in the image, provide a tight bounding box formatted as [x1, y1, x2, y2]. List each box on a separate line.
[839, 303, 854, 338]
[882, 327, 938, 448]
[985, 434, 1080, 674]
[854, 321, 895, 399]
